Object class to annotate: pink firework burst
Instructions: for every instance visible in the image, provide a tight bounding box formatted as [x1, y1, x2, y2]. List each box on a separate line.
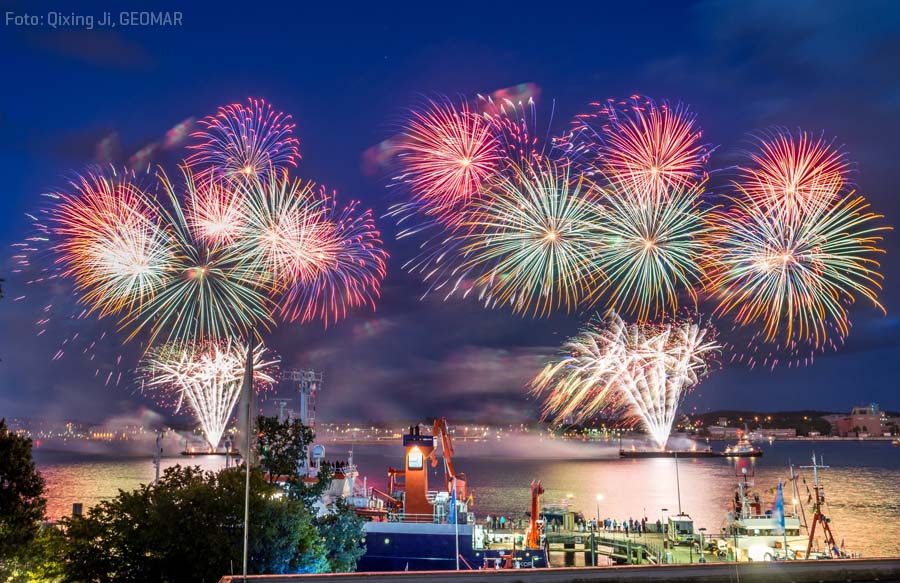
[740, 128, 849, 219]
[396, 98, 501, 225]
[279, 195, 388, 327]
[188, 98, 300, 179]
[578, 96, 709, 200]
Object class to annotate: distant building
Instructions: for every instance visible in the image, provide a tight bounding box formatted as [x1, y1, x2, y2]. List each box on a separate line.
[829, 404, 887, 437]
[750, 428, 797, 439]
[708, 426, 741, 439]
[716, 417, 729, 427]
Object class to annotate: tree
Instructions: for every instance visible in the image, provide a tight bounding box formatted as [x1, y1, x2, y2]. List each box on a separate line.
[315, 500, 366, 572]
[256, 416, 333, 507]
[0, 418, 48, 579]
[255, 416, 365, 572]
[58, 465, 327, 583]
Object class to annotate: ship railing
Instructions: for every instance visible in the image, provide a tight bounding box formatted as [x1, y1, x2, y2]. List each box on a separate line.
[391, 512, 440, 524]
[389, 512, 471, 525]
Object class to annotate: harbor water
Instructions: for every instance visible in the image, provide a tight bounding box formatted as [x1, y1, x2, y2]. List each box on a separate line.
[33, 438, 900, 559]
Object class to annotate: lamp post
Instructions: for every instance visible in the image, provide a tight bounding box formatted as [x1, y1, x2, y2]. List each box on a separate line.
[699, 527, 707, 563]
[596, 493, 603, 526]
[661, 508, 669, 559]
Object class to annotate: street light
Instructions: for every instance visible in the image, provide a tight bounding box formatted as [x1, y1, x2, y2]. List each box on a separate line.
[699, 527, 707, 563]
[661, 508, 669, 554]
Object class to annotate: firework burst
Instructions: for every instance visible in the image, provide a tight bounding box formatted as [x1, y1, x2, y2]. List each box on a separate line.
[186, 170, 247, 245]
[706, 187, 887, 350]
[740, 129, 849, 219]
[188, 98, 300, 179]
[395, 98, 501, 225]
[143, 341, 278, 449]
[588, 181, 712, 320]
[234, 174, 333, 291]
[48, 171, 173, 318]
[458, 159, 605, 317]
[117, 168, 274, 347]
[279, 196, 388, 326]
[576, 96, 709, 200]
[532, 313, 717, 449]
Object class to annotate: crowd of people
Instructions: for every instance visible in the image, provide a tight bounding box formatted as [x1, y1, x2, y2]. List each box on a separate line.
[544, 516, 663, 536]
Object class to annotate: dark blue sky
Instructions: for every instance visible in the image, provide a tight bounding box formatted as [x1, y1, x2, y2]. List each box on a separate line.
[2, 0, 899, 423]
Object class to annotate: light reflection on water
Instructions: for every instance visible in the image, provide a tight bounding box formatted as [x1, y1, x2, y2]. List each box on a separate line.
[35, 440, 900, 558]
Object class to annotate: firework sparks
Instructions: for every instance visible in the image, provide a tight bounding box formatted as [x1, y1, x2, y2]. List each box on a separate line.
[588, 181, 711, 320]
[235, 174, 334, 291]
[188, 98, 300, 179]
[143, 341, 278, 449]
[186, 170, 247, 245]
[395, 98, 501, 225]
[577, 96, 709, 200]
[706, 186, 887, 350]
[279, 196, 388, 326]
[532, 313, 717, 449]
[740, 129, 849, 219]
[48, 171, 173, 318]
[458, 159, 605, 317]
[117, 168, 274, 347]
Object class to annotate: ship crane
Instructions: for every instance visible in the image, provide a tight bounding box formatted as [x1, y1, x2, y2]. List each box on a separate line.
[526, 480, 545, 550]
[428, 418, 467, 499]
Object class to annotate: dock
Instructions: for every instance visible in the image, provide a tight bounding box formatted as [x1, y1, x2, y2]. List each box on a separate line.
[219, 558, 900, 582]
[547, 530, 717, 566]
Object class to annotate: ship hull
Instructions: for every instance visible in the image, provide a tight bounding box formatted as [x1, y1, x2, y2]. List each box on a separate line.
[359, 522, 547, 571]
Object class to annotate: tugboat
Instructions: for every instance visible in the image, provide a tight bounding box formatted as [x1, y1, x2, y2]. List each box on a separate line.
[724, 434, 763, 458]
[356, 419, 549, 571]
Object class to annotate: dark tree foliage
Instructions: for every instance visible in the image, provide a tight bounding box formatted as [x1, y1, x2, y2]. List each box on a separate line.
[255, 416, 333, 506]
[255, 416, 365, 572]
[0, 418, 48, 575]
[315, 500, 366, 573]
[58, 465, 327, 583]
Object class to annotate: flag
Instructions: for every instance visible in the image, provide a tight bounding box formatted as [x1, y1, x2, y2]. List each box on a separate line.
[237, 337, 257, 466]
[449, 477, 457, 524]
[773, 481, 785, 535]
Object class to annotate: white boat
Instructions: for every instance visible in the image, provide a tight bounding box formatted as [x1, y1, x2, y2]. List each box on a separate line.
[723, 467, 806, 561]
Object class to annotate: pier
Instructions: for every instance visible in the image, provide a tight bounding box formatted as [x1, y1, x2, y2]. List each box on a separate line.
[219, 558, 900, 583]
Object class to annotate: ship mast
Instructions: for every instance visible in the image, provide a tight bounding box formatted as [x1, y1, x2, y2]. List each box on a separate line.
[801, 453, 840, 558]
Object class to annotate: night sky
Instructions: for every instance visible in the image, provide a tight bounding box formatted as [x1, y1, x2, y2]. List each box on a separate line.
[2, 0, 899, 424]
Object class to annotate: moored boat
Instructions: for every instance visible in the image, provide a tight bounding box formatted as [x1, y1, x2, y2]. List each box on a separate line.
[354, 419, 549, 571]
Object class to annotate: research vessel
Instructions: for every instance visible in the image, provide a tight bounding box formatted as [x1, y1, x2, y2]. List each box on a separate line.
[353, 419, 549, 571]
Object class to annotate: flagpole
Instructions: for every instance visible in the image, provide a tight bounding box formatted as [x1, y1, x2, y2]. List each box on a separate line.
[782, 482, 788, 560]
[453, 477, 459, 570]
[241, 335, 254, 581]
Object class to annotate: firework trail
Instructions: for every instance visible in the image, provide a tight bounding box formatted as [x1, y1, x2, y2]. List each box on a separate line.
[459, 158, 605, 317]
[739, 129, 849, 220]
[142, 341, 278, 449]
[187, 98, 300, 179]
[575, 96, 709, 201]
[706, 181, 887, 352]
[532, 313, 718, 449]
[588, 181, 712, 320]
[394, 98, 501, 226]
